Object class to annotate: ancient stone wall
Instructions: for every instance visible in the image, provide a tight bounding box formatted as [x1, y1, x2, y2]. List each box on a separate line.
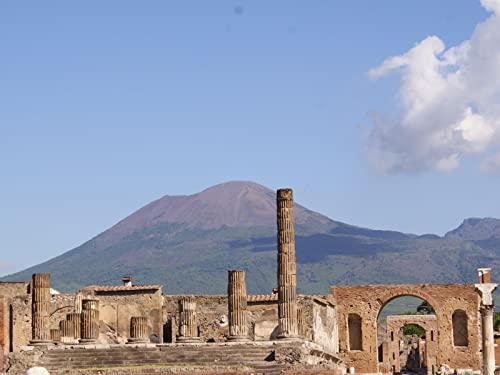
[332, 284, 481, 373]
[0, 296, 4, 355]
[0, 282, 30, 353]
[84, 287, 164, 344]
[382, 314, 438, 374]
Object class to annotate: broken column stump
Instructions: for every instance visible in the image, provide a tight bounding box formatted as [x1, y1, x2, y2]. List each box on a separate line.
[228, 269, 249, 341]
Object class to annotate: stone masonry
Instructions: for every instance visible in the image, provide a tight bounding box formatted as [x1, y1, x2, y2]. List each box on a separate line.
[177, 296, 200, 342]
[276, 188, 299, 339]
[79, 299, 99, 344]
[228, 270, 249, 341]
[332, 283, 481, 373]
[30, 273, 52, 345]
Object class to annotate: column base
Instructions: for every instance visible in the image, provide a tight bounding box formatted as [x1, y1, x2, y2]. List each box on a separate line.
[78, 338, 97, 344]
[277, 334, 300, 341]
[227, 335, 250, 342]
[127, 338, 150, 344]
[30, 339, 54, 346]
[176, 337, 201, 343]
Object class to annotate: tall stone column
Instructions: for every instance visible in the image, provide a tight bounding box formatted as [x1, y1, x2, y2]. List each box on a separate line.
[67, 312, 81, 340]
[177, 296, 200, 343]
[228, 270, 249, 341]
[74, 293, 83, 314]
[128, 316, 150, 343]
[79, 299, 99, 344]
[276, 188, 299, 338]
[475, 268, 497, 375]
[30, 273, 53, 345]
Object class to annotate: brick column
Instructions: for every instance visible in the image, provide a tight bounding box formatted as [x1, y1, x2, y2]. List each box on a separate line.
[128, 316, 149, 343]
[475, 268, 498, 375]
[177, 296, 200, 343]
[276, 188, 298, 338]
[228, 270, 249, 341]
[79, 299, 99, 344]
[30, 273, 53, 345]
[67, 312, 81, 341]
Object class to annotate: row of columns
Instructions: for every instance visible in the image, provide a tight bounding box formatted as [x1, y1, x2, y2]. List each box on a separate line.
[29, 188, 300, 345]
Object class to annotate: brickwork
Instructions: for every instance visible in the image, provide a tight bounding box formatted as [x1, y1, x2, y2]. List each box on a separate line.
[0, 296, 4, 352]
[382, 314, 438, 374]
[332, 283, 481, 373]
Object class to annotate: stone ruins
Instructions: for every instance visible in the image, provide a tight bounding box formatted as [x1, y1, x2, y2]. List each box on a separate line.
[0, 188, 497, 375]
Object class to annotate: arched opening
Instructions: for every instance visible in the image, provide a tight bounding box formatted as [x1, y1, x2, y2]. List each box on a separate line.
[377, 295, 436, 374]
[348, 313, 362, 351]
[452, 309, 468, 347]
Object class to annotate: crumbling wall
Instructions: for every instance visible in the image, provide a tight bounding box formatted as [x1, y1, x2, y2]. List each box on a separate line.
[332, 284, 481, 373]
[310, 297, 338, 354]
[87, 289, 164, 343]
[0, 282, 30, 353]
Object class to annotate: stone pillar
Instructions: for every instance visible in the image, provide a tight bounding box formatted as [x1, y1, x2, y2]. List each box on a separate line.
[50, 328, 61, 342]
[79, 299, 99, 344]
[60, 320, 73, 344]
[128, 316, 149, 343]
[67, 312, 81, 340]
[30, 273, 53, 345]
[475, 268, 497, 375]
[228, 270, 249, 341]
[276, 188, 299, 338]
[74, 293, 83, 314]
[177, 296, 200, 342]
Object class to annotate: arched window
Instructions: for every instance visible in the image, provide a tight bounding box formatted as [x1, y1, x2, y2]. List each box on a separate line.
[452, 309, 468, 346]
[348, 313, 362, 350]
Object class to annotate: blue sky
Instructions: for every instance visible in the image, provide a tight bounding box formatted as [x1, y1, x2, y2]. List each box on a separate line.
[1, 0, 499, 276]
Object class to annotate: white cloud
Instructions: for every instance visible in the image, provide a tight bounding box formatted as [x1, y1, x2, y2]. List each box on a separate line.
[366, 0, 500, 174]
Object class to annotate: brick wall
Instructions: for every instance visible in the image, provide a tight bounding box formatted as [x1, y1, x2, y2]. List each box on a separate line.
[0, 296, 4, 351]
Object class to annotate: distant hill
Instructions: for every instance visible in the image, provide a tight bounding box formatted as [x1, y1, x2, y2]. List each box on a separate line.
[3, 181, 500, 294]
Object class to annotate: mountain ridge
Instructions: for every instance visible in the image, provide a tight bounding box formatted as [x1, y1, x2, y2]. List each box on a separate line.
[3, 181, 500, 294]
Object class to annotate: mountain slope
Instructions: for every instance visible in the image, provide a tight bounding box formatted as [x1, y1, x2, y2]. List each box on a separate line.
[3, 181, 500, 294]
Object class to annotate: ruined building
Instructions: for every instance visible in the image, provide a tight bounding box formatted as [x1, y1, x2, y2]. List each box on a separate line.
[0, 189, 497, 375]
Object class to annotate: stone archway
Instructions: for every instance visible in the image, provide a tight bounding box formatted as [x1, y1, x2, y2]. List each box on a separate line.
[331, 283, 481, 373]
[381, 314, 438, 374]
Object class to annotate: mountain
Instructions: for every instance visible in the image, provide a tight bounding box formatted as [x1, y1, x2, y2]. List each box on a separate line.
[445, 218, 500, 241]
[3, 181, 500, 294]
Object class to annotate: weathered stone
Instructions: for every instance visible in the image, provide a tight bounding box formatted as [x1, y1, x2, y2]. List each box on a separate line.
[79, 299, 99, 344]
[128, 316, 149, 343]
[276, 188, 298, 339]
[49, 329, 60, 343]
[332, 283, 481, 373]
[30, 274, 52, 345]
[177, 296, 200, 342]
[66, 312, 81, 340]
[475, 270, 497, 375]
[227, 270, 249, 341]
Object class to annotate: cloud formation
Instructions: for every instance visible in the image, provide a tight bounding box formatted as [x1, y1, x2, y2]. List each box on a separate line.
[367, 0, 500, 174]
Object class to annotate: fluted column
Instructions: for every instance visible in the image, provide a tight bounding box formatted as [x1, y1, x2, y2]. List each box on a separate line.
[228, 270, 249, 341]
[60, 320, 73, 344]
[475, 268, 497, 375]
[482, 305, 495, 375]
[128, 316, 150, 343]
[74, 293, 83, 314]
[30, 273, 53, 345]
[50, 328, 61, 342]
[79, 299, 99, 344]
[276, 188, 299, 338]
[177, 296, 200, 343]
[67, 312, 81, 340]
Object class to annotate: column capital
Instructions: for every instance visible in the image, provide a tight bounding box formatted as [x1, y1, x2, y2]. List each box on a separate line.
[475, 283, 498, 306]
